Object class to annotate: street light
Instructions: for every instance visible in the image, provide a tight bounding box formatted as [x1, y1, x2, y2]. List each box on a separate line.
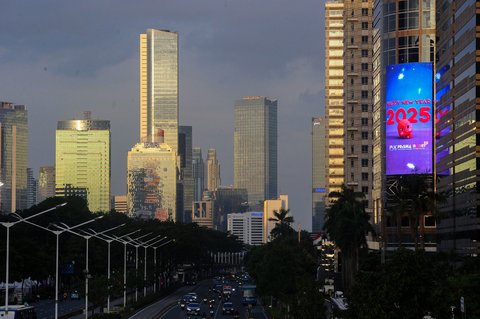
[11, 214, 103, 319]
[54, 221, 123, 319]
[0, 203, 66, 316]
[151, 238, 173, 293]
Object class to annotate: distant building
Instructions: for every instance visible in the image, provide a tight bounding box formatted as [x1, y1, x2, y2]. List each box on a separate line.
[192, 200, 214, 229]
[206, 148, 220, 192]
[213, 186, 248, 231]
[227, 212, 264, 245]
[38, 166, 55, 203]
[55, 112, 111, 212]
[192, 147, 205, 202]
[312, 117, 326, 233]
[264, 195, 289, 242]
[112, 195, 127, 213]
[127, 130, 177, 221]
[179, 126, 193, 223]
[26, 168, 37, 208]
[0, 102, 28, 213]
[234, 96, 277, 206]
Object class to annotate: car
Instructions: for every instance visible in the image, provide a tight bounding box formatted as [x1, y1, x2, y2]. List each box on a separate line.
[186, 292, 198, 301]
[70, 291, 80, 300]
[222, 302, 235, 315]
[186, 302, 201, 315]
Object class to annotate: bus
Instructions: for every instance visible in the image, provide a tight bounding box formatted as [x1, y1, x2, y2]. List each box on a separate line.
[241, 285, 257, 306]
[0, 305, 37, 319]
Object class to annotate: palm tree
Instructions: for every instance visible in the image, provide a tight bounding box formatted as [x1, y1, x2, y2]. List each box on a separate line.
[390, 174, 445, 250]
[324, 185, 373, 289]
[268, 208, 294, 240]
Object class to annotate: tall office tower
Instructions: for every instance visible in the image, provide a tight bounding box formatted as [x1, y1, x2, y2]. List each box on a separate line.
[0, 102, 28, 213]
[372, 0, 435, 246]
[234, 96, 277, 207]
[206, 148, 221, 192]
[435, 0, 479, 254]
[139, 29, 179, 155]
[214, 186, 248, 231]
[179, 126, 193, 222]
[343, 0, 374, 215]
[127, 131, 177, 221]
[192, 147, 205, 201]
[227, 212, 264, 245]
[325, 1, 344, 202]
[264, 195, 289, 242]
[38, 166, 55, 202]
[26, 168, 37, 208]
[56, 113, 111, 212]
[312, 117, 326, 233]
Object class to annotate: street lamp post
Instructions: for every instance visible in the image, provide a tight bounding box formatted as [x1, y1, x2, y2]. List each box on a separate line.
[140, 236, 168, 296]
[12, 214, 103, 319]
[151, 239, 174, 293]
[0, 203, 66, 316]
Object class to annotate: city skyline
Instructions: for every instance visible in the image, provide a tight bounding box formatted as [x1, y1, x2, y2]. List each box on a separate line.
[0, 0, 325, 230]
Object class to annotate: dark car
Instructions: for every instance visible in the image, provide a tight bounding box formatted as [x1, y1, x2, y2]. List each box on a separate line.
[186, 302, 201, 315]
[222, 302, 235, 315]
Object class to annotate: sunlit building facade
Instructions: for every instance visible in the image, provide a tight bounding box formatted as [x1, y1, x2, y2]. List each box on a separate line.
[312, 117, 326, 233]
[325, 0, 344, 201]
[234, 96, 277, 207]
[127, 139, 177, 221]
[140, 29, 179, 154]
[207, 148, 220, 192]
[55, 115, 111, 212]
[0, 102, 28, 213]
[264, 194, 288, 242]
[38, 166, 55, 203]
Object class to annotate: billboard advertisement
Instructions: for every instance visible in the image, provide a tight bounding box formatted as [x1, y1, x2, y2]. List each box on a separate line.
[385, 62, 433, 175]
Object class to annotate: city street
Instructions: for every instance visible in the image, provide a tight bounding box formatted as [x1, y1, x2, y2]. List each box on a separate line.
[30, 298, 85, 319]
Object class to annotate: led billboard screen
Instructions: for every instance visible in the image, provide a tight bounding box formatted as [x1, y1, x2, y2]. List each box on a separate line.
[385, 63, 433, 175]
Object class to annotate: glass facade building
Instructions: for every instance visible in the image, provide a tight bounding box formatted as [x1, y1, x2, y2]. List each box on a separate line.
[207, 148, 221, 192]
[325, 0, 344, 200]
[127, 141, 177, 221]
[38, 166, 56, 203]
[56, 117, 111, 212]
[192, 147, 205, 202]
[179, 126, 193, 222]
[435, 0, 479, 254]
[140, 29, 179, 155]
[312, 117, 326, 233]
[234, 96, 277, 207]
[0, 102, 28, 213]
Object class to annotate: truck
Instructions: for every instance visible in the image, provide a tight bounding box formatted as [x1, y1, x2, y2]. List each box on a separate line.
[241, 285, 257, 306]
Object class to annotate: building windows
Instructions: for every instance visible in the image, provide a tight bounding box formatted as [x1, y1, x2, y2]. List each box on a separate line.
[362, 8, 369, 16]
[361, 63, 369, 71]
[361, 104, 369, 112]
[362, 35, 369, 44]
[362, 186, 369, 194]
[362, 22, 369, 30]
[361, 172, 369, 181]
[361, 77, 369, 85]
[351, 159, 355, 168]
[361, 131, 369, 139]
[361, 49, 369, 57]
[361, 90, 369, 98]
[361, 158, 369, 167]
[361, 118, 368, 126]
[361, 145, 369, 153]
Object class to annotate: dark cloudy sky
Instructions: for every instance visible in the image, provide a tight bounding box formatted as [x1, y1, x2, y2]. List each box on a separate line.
[0, 0, 326, 231]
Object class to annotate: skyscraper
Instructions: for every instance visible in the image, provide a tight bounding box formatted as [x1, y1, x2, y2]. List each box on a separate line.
[435, 0, 479, 254]
[56, 113, 111, 212]
[0, 102, 28, 213]
[38, 166, 55, 203]
[234, 96, 277, 207]
[206, 148, 220, 192]
[324, 1, 344, 201]
[264, 195, 288, 242]
[26, 168, 37, 208]
[139, 29, 179, 155]
[179, 126, 193, 222]
[192, 147, 205, 202]
[343, 0, 374, 215]
[127, 131, 177, 221]
[312, 117, 326, 233]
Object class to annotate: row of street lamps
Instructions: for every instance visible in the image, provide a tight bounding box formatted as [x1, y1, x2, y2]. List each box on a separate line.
[1, 204, 174, 319]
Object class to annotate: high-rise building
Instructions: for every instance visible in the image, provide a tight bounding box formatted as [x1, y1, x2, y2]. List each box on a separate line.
[264, 195, 289, 242]
[127, 132, 177, 221]
[112, 195, 128, 214]
[139, 29, 179, 155]
[227, 212, 264, 245]
[234, 96, 277, 207]
[192, 200, 214, 229]
[38, 166, 55, 203]
[26, 168, 37, 208]
[179, 126, 193, 222]
[372, 0, 435, 247]
[325, 1, 344, 201]
[213, 186, 248, 231]
[0, 102, 28, 213]
[206, 148, 220, 192]
[56, 113, 111, 212]
[343, 0, 374, 214]
[312, 117, 326, 233]
[192, 147, 205, 202]
[435, 0, 479, 254]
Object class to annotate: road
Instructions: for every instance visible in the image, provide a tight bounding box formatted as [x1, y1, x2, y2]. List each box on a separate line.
[160, 279, 268, 319]
[29, 298, 85, 319]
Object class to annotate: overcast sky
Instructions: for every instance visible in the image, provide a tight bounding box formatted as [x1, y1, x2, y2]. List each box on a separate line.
[0, 0, 326, 231]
